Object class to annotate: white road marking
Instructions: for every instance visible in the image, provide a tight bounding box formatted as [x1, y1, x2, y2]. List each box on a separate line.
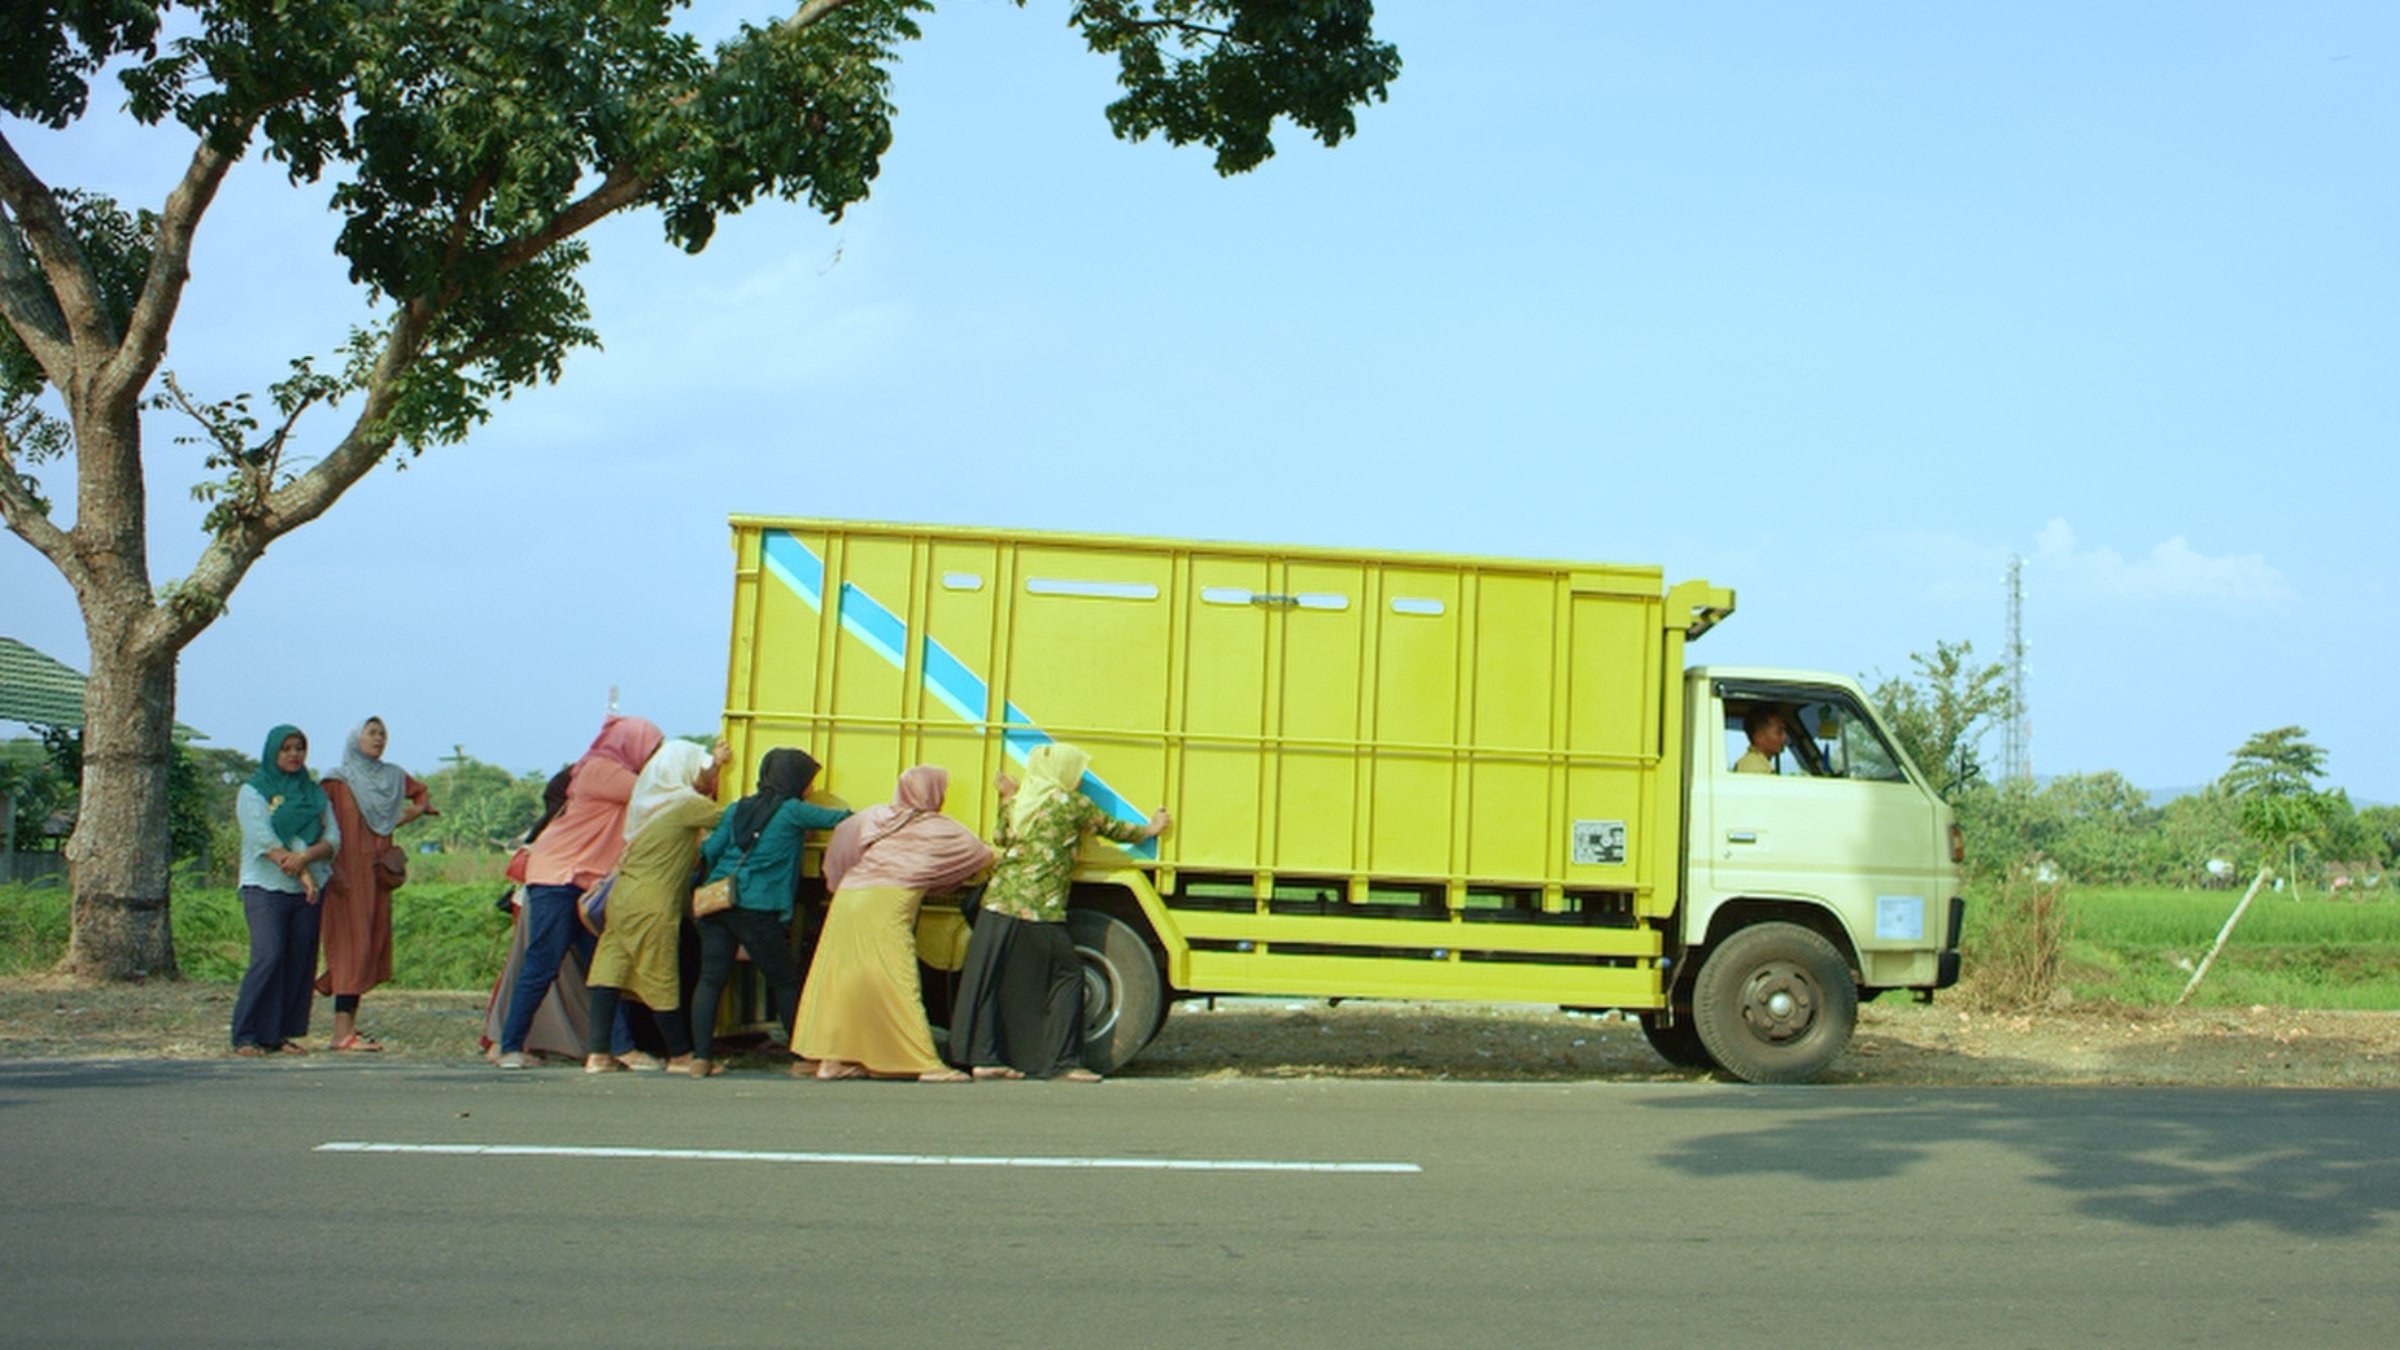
[316, 1142, 1420, 1174]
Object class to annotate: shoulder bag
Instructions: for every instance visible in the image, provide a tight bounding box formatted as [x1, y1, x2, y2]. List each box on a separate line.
[691, 873, 735, 918]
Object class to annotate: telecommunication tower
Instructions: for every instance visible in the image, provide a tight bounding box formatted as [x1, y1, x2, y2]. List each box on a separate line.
[2001, 554, 2032, 783]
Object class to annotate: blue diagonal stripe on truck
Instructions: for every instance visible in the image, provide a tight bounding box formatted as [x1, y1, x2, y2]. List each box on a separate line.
[761, 529, 1156, 858]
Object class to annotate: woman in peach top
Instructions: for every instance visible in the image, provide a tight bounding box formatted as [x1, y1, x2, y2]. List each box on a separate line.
[495, 714, 662, 1069]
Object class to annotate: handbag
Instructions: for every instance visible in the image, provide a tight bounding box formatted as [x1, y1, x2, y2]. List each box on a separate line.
[578, 872, 617, 935]
[376, 844, 409, 890]
[691, 874, 735, 918]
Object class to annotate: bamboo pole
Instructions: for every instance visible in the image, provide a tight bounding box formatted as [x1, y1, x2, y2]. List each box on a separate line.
[2177, 864, 2274, 1005]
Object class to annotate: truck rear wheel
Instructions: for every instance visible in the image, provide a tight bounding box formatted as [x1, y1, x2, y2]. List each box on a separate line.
[1068, 910, 1164, 1075]
[1692, 922, 1857, 1084]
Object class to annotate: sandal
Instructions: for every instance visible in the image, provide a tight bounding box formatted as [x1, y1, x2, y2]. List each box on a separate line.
[329, 1034, 385, 1053]
[1058, 1068, 1102, 1083]
[585, 1054, 626, 1074]
[917, 1069, 971, 1083]
[815, 1061, 867, 1081]
[233, 1044, 267, 1058]
[277, 1042, 310, 1056]
[971, 1066, 1025, 1080]
[688, 1059, 725, 1078]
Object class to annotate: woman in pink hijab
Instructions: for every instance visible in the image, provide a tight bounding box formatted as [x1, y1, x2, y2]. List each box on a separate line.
[494, 715, 666, 1069]
[793, 766, 993, 1082]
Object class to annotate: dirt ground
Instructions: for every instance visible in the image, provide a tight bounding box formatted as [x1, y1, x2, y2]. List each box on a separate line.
[4, 973, 2396, 1086]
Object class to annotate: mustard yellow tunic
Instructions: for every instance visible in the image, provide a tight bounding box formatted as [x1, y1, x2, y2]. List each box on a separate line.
[586, 794, 721, 1010]
[792, 885, 944, 1075]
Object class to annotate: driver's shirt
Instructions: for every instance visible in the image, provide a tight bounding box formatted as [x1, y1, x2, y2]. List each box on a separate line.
[1734, 748, 1777, 774]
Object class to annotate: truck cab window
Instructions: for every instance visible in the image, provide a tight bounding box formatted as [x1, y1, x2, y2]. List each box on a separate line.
[1722, 693, 1910, 784]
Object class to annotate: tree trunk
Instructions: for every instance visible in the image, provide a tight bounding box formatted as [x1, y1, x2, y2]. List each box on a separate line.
[62, 618, 182, 980]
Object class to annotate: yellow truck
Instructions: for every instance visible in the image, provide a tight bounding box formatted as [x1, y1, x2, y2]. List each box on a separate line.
[721, 516, 1964, 1083]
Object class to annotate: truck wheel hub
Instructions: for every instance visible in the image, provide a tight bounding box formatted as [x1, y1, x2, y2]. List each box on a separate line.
[1738, 962, 1817, 1042]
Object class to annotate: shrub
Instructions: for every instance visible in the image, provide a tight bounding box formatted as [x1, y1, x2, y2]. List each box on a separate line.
[1963, 864, 2073, 1010]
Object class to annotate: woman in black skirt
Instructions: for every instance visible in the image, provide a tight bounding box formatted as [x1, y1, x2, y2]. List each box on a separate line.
[945, 742, 1168, 1081]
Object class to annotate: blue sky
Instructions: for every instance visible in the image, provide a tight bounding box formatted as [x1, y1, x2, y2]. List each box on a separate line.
[4, 2, 2394, 803]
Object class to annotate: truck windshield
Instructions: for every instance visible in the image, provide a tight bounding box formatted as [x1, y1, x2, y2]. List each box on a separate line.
[1721, 688, 1912, 784]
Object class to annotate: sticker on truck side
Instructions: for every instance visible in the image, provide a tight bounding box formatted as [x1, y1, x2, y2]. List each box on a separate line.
[1572, 819, 1627, 866]
[1875, 896, 1926, 940]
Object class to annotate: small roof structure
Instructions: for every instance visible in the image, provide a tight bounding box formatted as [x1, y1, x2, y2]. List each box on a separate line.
[0, 636, 206, 740]
[0, 636, 89, 728]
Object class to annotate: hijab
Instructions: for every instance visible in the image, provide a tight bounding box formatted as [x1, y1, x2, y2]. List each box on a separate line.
[581, 715, 665, 780]
[323, 718, 409, 836]
[823, 765, 993, 895]
[1008, 741, 1091, 837]
[728, 748, 820, 854]
[623, 740, 713, 842]
[523, 766, 574, 845]
[247, 724, 327, 845]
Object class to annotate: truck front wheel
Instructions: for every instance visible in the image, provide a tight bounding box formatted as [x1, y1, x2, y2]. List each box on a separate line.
[1692, 922, 1858, 1084]
[1068, 909, 1164, 1075]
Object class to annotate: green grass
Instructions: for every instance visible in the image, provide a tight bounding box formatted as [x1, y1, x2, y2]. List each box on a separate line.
[11, 877, 2400, 1010]
[1, 879, 519, 990]
[1965, 883, 2400, 1010]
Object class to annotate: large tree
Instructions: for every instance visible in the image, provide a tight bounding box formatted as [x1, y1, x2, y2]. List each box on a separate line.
[0, 1, 1399, 978]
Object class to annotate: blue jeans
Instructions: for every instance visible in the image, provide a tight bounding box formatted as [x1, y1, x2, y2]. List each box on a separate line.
[500, 883, 630, 1055]
[232, 885, 320, 1049]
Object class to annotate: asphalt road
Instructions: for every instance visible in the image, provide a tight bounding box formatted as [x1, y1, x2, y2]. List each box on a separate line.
[3, 1058, 2397, 1347]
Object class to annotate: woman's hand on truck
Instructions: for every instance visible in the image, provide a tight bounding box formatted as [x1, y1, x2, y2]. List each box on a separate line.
[1142, 808, 1172, 841]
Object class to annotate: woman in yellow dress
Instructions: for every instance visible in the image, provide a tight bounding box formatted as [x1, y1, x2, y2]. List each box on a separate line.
[793, 766, 993, 1082]
[582, 738, 726, 1074]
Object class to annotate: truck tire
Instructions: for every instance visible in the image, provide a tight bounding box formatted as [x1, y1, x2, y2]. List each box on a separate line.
[1068, 909, 1164, 1075]
[1638, 1007, 1716, 1070]
[1691, 922, 1858, 1084]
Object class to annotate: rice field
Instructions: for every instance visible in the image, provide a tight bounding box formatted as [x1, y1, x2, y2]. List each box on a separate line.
[1968, 883, 2400, 1010]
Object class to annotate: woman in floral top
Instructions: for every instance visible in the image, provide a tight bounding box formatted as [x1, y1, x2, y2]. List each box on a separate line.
[945, 742, 1169, 1081]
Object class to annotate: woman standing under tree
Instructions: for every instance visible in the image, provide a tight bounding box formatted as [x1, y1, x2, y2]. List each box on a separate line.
[947, 742, 1168, 1082]
[231, 725, 340, 1056]
[316, 717, 433, 1052]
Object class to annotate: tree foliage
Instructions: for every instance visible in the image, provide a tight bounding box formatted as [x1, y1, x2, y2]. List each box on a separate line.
[1866, 639, 2009, 799]
[2221, 726, 2339, 877]
[402, 751, 550, 853]
[0, 1, 1399, 978]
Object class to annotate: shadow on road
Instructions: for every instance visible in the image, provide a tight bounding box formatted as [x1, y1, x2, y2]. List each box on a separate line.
[1644, 1088, 2400, 1237]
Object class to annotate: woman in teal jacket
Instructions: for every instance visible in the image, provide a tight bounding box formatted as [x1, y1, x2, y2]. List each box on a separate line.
[686, 748, 850, 1076]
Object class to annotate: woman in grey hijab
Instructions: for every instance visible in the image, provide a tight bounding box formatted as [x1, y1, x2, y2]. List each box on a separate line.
[318, 717, 434, 1051]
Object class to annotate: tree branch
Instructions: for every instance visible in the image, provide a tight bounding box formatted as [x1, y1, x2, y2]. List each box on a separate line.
[140, 303, 433, 654]
[0, 437, 80, 590]
[782, 0, 871, 34]
[0, 205, 75, 385]
[487, 167, 649, 276]
[103, 137, 240, 411]
[0, 132, 104, 379]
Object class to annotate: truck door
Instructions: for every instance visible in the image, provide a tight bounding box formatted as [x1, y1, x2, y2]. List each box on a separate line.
[1701, 680, 1948, 968]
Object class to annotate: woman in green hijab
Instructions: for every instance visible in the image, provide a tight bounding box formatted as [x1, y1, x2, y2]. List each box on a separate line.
[231, 724, 340, 1055]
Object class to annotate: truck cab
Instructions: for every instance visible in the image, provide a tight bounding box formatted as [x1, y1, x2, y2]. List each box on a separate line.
[1659, 667, 1965, 1077]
